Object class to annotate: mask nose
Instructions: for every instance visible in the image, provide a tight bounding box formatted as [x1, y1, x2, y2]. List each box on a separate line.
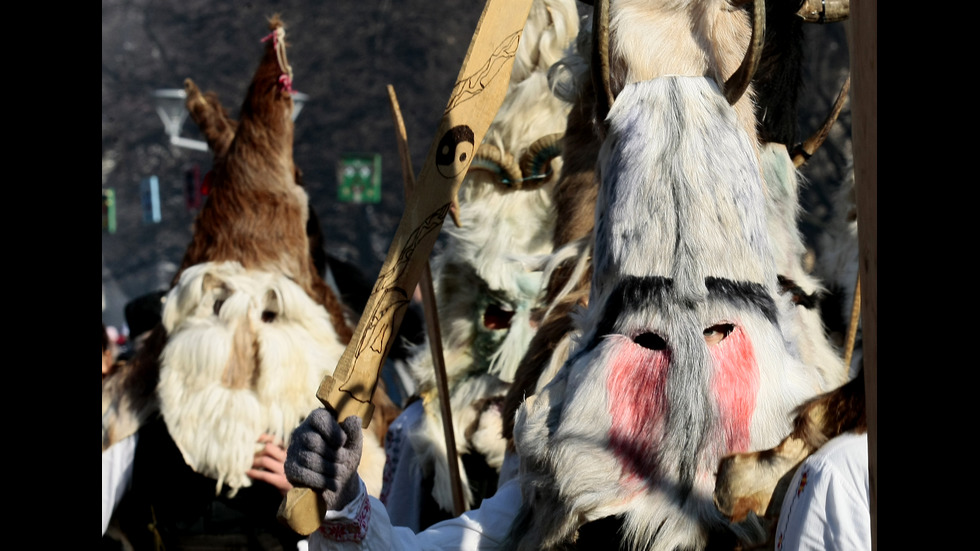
[222, 318, 259, 389]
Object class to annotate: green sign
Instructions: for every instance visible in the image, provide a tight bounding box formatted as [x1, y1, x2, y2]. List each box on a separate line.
[102, 188, 116, 234]
[338, 153, 382, 204]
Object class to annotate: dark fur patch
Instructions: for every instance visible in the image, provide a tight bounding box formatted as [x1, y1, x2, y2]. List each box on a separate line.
[594, 276, 673, 344]
[590, 277, 777, 347]
[751, 0, 805, 145]
[777, 275, 820, 310]
[793, 367, 867, 450]
[704, 278, 777, 324]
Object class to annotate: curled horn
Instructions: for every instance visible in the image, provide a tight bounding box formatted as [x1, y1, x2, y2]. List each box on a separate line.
[591, 0, 615, 131]
[724, 0, 766, 105]
[791, 74, 850, 167]
[470, 143, 523, 186]
[797, 0, 849, 23]
[519, 133, 564, 189]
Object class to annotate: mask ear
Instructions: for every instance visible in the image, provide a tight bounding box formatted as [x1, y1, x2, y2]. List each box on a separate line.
[163, 267, 206, 332]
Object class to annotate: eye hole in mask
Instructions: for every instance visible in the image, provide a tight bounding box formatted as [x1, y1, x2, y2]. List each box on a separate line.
[633, 332, 667, 351]
[702, 323, 735, 347]
[483, 303, 515, 330]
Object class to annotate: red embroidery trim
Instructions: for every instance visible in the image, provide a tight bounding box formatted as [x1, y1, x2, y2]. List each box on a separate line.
[319, 495, 371, 542]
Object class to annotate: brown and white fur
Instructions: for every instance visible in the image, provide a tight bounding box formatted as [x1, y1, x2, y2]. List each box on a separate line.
[102, 17, 385, 496]
[713, 368, 866, 531]
[712, 166, 862, 536]
[157, 261, 348, 491]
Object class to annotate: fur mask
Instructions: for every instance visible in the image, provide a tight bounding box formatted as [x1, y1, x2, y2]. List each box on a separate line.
[511, 78, 827, 550]
[158, 261, 346, 493]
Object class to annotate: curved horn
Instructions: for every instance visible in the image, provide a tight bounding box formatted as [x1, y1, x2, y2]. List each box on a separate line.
[519, 133, 564, 188]
[791, 74, 850, 167]
[591, 0, 615, 132]
[797, 0, 849, 23]
[470, 143, 524, 186]
[724, 0, 766, 105]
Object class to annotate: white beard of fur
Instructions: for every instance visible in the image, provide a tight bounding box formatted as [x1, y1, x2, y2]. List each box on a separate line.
[158, 261, 346, 494]
[511, 78, 831, 550]
[407, 245, 544, 511]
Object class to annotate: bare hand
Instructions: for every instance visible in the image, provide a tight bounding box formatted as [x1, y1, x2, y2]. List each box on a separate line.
[247, 434, 293, 496]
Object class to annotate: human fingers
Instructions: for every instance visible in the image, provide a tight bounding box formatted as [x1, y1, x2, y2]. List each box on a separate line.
[252, 451, 286, 475]
[257, 441, 287, 463]
[247, 468, 292, 495]
[256, 433, 284, 447]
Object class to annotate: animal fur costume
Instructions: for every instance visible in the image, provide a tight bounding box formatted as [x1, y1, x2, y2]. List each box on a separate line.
[502, 0, 848, 447]
[295, 76, 843, 551]
[509, 76, 833, 550]
[382, 0, 580, 527]
[101, 18, 386, 548]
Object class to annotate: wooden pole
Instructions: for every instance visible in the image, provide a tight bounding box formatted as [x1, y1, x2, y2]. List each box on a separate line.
[279, 0, 534, 534]
[848, 2, 877, 548]
[387, 84, 467, 516]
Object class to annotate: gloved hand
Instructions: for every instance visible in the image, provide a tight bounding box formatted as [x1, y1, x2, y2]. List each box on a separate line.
[285, 409, 363, 511]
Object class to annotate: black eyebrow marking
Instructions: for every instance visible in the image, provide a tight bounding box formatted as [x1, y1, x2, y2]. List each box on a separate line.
[588, 276, 777, 349]
[704, 277, 777, 323]
[593, 276, 673, 343]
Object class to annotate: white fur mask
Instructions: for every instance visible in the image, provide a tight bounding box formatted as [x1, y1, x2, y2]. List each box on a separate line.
[158, 261, 346, 492]
[512, 78, 829, 550]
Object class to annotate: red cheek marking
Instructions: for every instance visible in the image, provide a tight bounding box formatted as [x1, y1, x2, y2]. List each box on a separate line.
[606, 338, 670, 480]
[710, 327, 758, 453]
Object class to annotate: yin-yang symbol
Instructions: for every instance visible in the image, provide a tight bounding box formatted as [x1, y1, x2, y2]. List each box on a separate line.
[435, 125, 475, 179]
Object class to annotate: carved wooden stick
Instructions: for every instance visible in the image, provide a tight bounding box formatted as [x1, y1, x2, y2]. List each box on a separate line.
[388, 84, 467, 516]
[279, 0, 533, 534]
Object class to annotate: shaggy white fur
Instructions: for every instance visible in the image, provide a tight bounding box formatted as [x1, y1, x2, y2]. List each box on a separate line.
[760, 143, 848, 389]
[608, 0, 760, 149]
[512, 78, 832, 550]
[158, 261, 349, 493]
[399, 0, 580, 515]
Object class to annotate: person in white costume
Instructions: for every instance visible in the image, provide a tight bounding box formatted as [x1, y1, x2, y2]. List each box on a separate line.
[774, 432, 871, 551]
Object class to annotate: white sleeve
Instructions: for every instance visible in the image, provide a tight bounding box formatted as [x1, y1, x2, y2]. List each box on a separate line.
[774, 432, 870, 551]
[102, 432, 137, 535]
[309, 476, 522, 551]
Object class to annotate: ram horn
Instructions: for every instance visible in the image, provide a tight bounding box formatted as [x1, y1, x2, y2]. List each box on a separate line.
[519, 133, 564, 189]
[724, 0, 765, 105]
[791, 74, 850, 167]
[470, 143, 524, 187]
[591, 0, 615, 134]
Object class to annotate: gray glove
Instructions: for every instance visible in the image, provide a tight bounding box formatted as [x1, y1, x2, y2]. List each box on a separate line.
[286, 409, 363, 511]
